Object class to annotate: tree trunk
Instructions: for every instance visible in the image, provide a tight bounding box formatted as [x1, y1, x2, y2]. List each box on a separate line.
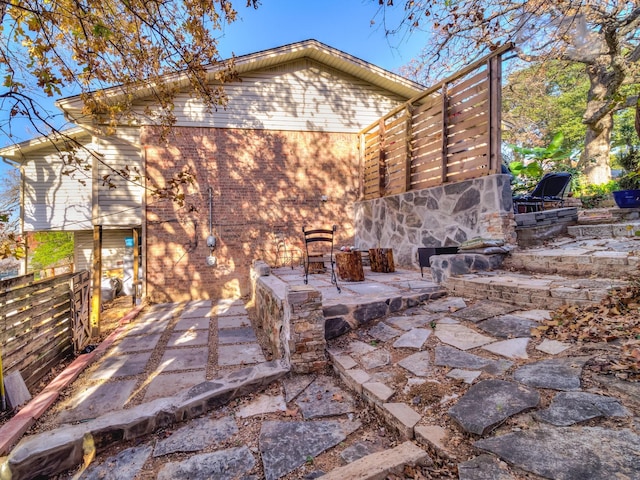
[369, 248, 395, 273]
[580, 113, 613, 185]
[335, 252, 364, 281]
[578, 60, 621, 185]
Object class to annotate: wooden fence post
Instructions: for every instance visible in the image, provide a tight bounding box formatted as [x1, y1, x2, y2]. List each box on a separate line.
[378, 119, 386, 197]
[488, 55, 503, 174]
[440, 84, 449, 184]
[90, 225, 102, 338]
[359, 133, 365, 200]
[404, 104, 414, 192]
[133, 228, 139, 306]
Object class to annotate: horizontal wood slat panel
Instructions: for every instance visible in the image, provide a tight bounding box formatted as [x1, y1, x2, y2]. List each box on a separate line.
[1, 271, 90, 392]
[359, 46, 509, 198]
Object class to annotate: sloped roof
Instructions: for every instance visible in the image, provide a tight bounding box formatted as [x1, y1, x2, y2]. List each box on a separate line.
[56, 39, 425, 120]
[0, 127, 91, 160]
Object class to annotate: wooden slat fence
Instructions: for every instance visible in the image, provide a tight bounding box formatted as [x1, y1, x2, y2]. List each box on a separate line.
[360, 43, 512, 199]
[0, 271, 91, 394]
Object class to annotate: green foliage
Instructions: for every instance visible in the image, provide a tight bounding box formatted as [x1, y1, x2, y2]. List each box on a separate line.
[30, 232, 74, 271]
[613, 118, 640, 190]
[617, 152, 640, 190]
[508, 133, 571, 193]
[573, 180, 619, 209]
[503, 61, 588, 156]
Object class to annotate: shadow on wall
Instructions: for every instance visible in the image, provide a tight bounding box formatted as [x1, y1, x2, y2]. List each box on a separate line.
[143, 127, 360, 302]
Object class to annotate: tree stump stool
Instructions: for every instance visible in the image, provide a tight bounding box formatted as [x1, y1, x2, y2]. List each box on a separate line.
[306, 257, 326, 274]
[369, 248, 395, 273]
[335, 251, 364, 281]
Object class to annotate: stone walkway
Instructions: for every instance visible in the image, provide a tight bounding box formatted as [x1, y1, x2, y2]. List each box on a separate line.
[328, 295, 640, 479]
[3, 234, 640, 479]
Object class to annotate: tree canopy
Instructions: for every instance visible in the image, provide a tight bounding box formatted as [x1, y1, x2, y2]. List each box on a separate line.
[1, 0, 258, 142]
[387, 0, 640, 184]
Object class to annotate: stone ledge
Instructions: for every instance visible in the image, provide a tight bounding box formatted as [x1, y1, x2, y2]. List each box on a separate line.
[429, 254, 507, 284]
[318, 441, 432, 480]
[2, 361, 289, 480]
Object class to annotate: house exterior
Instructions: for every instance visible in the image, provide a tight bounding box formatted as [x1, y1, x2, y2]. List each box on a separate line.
[2, 40, 426, 302]
[0, 127, 142, 299]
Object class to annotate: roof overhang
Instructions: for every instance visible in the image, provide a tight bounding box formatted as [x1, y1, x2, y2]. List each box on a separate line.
[0, 127, 92, 161]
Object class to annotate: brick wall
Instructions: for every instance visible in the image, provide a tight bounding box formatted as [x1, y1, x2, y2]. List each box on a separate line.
[142, 126, 359, 302]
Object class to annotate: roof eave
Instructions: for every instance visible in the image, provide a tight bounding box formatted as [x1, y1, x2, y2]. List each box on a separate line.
[56, 39, 425, 119]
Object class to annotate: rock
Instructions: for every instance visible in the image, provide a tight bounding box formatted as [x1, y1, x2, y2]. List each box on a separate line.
[398, 351, 432, 376]
[259, 420, 361, 480]
[536, 339, 571, 355]
[451, 301, 517, 323]
[78, 445, 152, 480]
[294, 376, 355, 419]
[448, 379, 539, 435]
[433, 324, 494, 350]
[514, 357, 590, 391]
[476, 315, 538, 338]
[458, 454, 515, 480]
[367, 322, 402, 342]
[393, 328, 432, 349]
[153, 416, 238, 457]
[360, 349, 391, 369]
[340, 441, 385, 463]
[435, 345, 512, 375]
[533, 391, 630, 426]
[481, 338, 530, 360]
[475, 426, 640, 480]
[157, 446, 255, 480]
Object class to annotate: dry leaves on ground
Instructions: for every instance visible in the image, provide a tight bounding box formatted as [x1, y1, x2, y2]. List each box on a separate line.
[532, 281, 640, 380]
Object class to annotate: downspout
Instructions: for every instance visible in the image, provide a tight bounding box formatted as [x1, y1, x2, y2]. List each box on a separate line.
[206, 187, 217, 267]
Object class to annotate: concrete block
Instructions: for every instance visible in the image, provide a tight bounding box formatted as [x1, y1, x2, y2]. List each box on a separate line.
[319, 441, 432, 480]
[363, 382, 394, 406]
[340, 369, 371, 394]
[331, 354, 358, 373]
[414, 425, 457, 460]
[382, 402, 422, 440]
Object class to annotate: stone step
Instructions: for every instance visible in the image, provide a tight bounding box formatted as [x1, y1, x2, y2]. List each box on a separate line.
[1, 361, 289, 480]
[503, 249, 640, 279]
[319, 441, 431, 480]
[443, 271, 627, 309]
[568, 221, 640, 239]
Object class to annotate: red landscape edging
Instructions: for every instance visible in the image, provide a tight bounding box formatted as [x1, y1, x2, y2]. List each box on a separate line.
[0, 304, 144, 455]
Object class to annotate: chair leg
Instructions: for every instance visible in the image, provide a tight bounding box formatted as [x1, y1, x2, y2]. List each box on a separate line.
[329, 259, 341, 293]
[303, 258, 309, 285]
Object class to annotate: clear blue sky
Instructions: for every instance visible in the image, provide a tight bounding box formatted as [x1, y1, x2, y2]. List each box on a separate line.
[215, 1, 427, 74]
[0, 1, 428, 161]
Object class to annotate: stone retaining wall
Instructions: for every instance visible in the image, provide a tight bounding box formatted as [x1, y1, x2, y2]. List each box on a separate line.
[251, 262, 327, 374]
[354, 175, 515, 268]
[323, 290, 444, 339]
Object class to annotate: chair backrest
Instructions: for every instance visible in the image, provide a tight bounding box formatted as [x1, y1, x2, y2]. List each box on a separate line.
[529, 172, 571, 199]
[302, 226, 336, 254]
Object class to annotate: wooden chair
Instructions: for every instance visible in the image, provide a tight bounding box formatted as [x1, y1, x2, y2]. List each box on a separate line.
[302, 225, 340, 293]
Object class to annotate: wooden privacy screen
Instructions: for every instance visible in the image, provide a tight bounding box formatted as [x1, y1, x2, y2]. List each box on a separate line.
[360, 44, 512, 199]
[0, 271, 91, 393]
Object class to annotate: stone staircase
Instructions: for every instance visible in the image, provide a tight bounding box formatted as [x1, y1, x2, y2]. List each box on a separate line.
[443, 208, 640, 309]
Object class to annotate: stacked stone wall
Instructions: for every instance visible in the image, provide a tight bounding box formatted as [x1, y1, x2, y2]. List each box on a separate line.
[354, 175, 516, 268]
[250, 263, 327, 374]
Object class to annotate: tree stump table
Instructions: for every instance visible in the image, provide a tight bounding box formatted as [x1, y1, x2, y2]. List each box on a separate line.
[369, 248, 395, 273]
[335, 251, 365, 281]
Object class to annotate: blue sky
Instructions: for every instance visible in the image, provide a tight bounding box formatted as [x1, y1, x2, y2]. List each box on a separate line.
[0, 1, 429, 171]
[215, 1, 427, 74]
